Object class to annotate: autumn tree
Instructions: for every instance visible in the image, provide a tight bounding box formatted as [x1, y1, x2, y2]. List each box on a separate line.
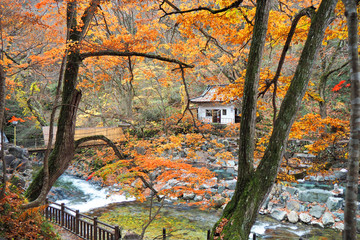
[207, 0, 337, 238]
[25, 0, 193, 203]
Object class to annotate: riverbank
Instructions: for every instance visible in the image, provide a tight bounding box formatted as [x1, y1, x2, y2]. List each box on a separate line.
[50, 174, 356, 239]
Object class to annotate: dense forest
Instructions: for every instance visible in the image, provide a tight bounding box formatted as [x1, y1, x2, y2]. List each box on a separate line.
[0, 0, 359, 239]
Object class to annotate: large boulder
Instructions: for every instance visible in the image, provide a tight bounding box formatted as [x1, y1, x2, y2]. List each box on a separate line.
[287, 211, 299, 223]
[298, 189, 332, 203]
[286, 200, 301, 212]
[299, 213, 312, 223]
[271, 209, 287, 221]
[326, 197, 343, 212]
[322, 212, 335, 226]
[182, 192, 195, 200]
[309, 205, 325, 219]
[8, 146, 29, 159]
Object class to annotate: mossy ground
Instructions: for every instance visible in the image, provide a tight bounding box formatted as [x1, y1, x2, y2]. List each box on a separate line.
[96, 202, 220, 240]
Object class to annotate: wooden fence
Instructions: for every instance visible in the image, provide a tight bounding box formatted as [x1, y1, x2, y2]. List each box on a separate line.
[44, 201, 121, 240]
[43, 201, 257, 240]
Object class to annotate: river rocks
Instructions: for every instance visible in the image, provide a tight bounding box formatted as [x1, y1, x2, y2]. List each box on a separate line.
[299, 213, 312, 223]
[183, 192, 195, 200]
[212, 195, 226, 208]
[224, 179, 237, 190]
[270, 209, 287, 221]
[1, 144, 32, 177]
[298, 189, 332, 203]
[194, 195, 203, 202]
[326, 197, 343, 211]
[309, 205, 325, 218]
[287, 211, 298, 223]
[322, 212, 335, 226]
[286, 200, 301, 212]
[333, 222, 344, 231]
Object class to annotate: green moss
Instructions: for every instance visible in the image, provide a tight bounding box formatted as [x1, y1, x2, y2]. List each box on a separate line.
[97, 203, 217, 240]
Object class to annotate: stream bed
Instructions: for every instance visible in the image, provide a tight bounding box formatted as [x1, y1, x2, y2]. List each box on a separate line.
[51, 174, 345, 239]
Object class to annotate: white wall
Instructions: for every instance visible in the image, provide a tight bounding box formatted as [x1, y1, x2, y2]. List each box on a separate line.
[197, 104, 235, 124]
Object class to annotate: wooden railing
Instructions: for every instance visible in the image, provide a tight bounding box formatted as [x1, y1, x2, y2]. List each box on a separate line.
[44, 201, 121, 240]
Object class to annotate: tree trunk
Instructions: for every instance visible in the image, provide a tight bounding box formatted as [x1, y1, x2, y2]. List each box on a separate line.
[342, 0, 359, 239]
[0, 13, 6, 199]
[211, 0, 337, 238]
[24, 0, 99, 201]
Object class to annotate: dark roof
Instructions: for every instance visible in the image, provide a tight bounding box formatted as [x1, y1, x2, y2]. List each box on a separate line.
[190, 85, 228, 103]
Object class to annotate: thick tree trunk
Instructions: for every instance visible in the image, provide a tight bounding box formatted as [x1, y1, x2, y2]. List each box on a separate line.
[211, 0, 337, 239]
[342, 0, 360, 239]
[213, 0, 271, 237]
[24, 0, 97, 201]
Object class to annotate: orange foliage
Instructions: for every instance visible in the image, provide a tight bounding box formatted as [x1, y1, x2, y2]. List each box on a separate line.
[0, 186, 57, 239]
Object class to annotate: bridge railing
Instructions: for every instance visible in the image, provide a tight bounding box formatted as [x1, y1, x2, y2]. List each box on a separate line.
[44, 201, 121, 240]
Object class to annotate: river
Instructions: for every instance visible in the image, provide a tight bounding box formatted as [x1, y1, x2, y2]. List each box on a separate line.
[51, 174, 344, 239]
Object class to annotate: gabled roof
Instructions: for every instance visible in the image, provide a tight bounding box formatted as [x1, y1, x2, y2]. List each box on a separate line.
[190, 85, 228, 103]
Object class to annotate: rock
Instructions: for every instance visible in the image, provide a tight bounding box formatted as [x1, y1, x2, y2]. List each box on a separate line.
[262, 197, 270, 209]
[287, 211, 299, 223]
[183, 192, 195, 200]
[227, 160, 236, 168]
[334, 169, 347, 180]
[194, 195, 203, 201]
[286, 186, 299, 197]
[270, 209, 287, 221]
[309, 205, 325, 219]
[8, 146, 28, 158]
[333, 212, 344, 221]
[199, 184, 210, 190]
[333, 222, 344, 231]
[299, 213, 312, 223]
[298, 189, 332, 203]
[322, 212, 335, 226]
[225, 179, 237, 190]
[217, 186, 225, 194]
[326, 197, 343, 212]
[310, 220, 324, 228]
[286, 200, 301, 212]
[212, 196, 226, 208]
[4, 154, 15, 166]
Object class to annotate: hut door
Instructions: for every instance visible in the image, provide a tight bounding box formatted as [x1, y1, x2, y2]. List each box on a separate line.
[212, 109, 221, 123]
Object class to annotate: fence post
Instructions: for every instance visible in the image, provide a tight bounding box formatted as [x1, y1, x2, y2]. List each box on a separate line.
[114, 226, 120, 240]
[253, 233, 256, 240]
[163, 228, 166, 240]
[94, 217, 98, 240]
[207, 229, 211, 240]
[75, 210, 80, 235]
[61, 203, 65, 227]
[45, 198, 49, 220]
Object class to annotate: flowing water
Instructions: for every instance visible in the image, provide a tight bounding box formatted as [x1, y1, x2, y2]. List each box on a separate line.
[52, 174, 344, 239]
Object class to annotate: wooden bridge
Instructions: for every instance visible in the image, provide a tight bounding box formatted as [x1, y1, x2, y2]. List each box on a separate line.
[26, 126, 128, 153]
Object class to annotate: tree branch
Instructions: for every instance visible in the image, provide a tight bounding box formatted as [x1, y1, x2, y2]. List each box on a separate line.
[80, 50, 194, 68]
[258, 6, 316, 98]
[160, 0, 244, 16]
